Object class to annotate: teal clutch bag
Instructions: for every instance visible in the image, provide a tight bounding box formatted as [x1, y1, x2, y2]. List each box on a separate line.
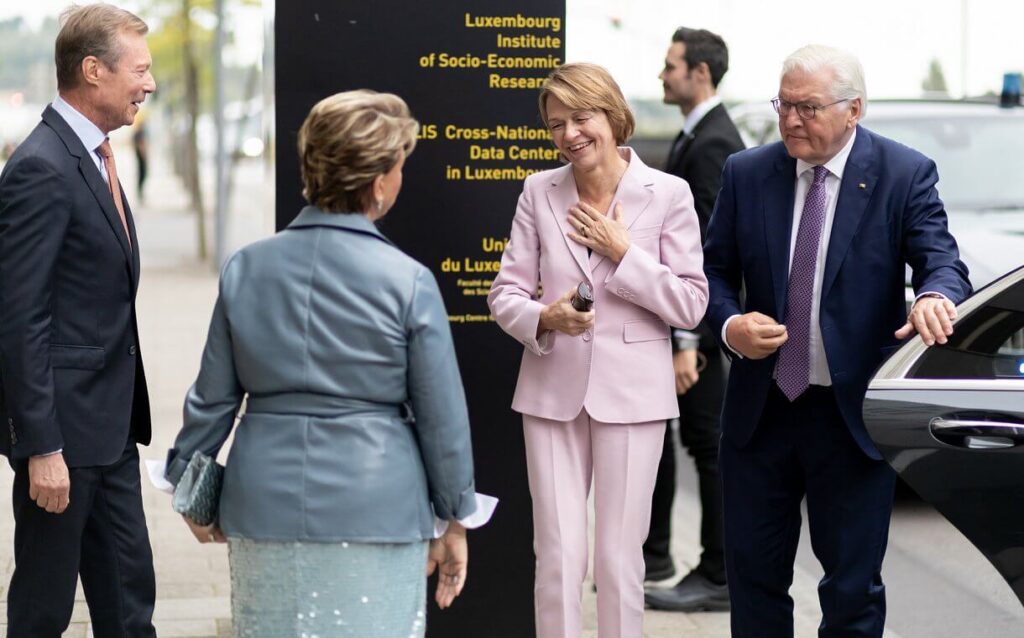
[171, 451, 224, 526]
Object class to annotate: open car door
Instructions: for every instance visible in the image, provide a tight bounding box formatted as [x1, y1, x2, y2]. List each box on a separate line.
[865, 266, 1024, 605]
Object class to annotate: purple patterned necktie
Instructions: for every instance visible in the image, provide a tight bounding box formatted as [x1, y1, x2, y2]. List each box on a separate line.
[775, 165, 829, 401]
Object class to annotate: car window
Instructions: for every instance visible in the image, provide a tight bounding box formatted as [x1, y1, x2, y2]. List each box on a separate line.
[867, 117, 1024, 210]
[909, 281, 1024, 380]
[999, 327, 1024, 357]
[731, 108, 1024, 211]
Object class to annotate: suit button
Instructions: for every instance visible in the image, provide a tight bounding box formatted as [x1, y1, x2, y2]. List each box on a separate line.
[582, 330, 592, 342]
[129, 345, 137, 356]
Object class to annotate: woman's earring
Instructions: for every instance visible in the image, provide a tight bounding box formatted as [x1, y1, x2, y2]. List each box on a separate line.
[376, 198, 384, 215]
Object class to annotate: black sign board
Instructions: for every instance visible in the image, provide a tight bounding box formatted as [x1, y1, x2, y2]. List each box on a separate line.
[276, 2, 565, 635]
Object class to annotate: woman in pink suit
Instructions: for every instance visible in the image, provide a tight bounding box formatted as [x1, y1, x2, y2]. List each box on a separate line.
[488, 62, 709, 638]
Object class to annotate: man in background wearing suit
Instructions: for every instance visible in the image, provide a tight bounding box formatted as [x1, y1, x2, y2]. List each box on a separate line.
[0, 5, 157, 636]
[703, 45, 970, 637]
[643, 26, 743, 613]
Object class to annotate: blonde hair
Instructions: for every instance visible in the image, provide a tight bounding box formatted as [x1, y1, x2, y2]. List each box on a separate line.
[56, 3, 148, 91]
[538, 63, 635, 144]
[298, 90, 418, 214]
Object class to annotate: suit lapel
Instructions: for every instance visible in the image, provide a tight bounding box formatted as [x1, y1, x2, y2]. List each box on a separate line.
[124, 196, 141, 293]
[78, 154, 135, 266]
[822, 128, 876, 299]
[589, 149, 655, 272]
[545, 167, 591, 280]
[667, 130, 694, 173]
[42, 107, 135, 271]
[670, 104, 727, 172]
[687, 103, 724, 140]
[763, 151, 797, 318]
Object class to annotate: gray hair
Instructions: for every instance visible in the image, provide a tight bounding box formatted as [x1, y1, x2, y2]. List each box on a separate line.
[781, 44, 867, 118]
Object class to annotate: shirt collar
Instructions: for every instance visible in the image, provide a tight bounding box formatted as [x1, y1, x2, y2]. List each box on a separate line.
[287, 205, 394, 245]
[682, 95, 722, 135]
[51, 95, 106, 155]
[796, 128, 857, 181]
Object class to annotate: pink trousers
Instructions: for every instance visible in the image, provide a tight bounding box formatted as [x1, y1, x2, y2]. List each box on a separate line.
[523, 411, 665, 638]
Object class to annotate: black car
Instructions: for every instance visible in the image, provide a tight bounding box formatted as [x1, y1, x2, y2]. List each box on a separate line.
[864, 265, 1024, 605]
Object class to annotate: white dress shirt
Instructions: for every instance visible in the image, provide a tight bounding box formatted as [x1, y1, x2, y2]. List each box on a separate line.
[784, 130, 858, 386]
[722, 130, 858, 386]
[682, 95, 722, 135]
[51, 95, 110, 184]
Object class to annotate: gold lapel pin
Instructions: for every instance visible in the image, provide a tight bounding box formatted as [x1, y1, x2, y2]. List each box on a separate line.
[858, 182, 867, 189]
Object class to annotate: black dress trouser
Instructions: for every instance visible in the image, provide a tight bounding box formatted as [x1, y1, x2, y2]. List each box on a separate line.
[7, 440, 157, 638]
[644, 347, 727, 583]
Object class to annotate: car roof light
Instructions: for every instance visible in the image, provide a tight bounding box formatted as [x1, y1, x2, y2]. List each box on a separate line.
[1000, 72, 1021, 108]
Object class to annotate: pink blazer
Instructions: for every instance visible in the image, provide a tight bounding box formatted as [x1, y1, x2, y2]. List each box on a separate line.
[488, 148, 709, 424]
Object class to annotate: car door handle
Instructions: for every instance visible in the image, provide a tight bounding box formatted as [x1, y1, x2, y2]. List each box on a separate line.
[930, 417, 1024, 449]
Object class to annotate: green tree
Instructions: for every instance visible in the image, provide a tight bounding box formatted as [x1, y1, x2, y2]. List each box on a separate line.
[922, 58, 949, 95]
[143, 0, 260, 261]
[144, 0, 213, 259]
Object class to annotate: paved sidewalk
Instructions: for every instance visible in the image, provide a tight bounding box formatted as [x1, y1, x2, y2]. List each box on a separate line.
[0, 149, 891, 636]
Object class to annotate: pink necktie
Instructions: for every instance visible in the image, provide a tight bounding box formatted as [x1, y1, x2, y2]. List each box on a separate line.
[96, 139, 132, 250]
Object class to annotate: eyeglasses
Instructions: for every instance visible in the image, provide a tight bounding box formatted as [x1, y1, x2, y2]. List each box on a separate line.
[771, 97, 850, 120]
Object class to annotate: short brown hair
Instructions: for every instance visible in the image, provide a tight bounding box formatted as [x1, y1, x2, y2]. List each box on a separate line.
[538, 63, 635, 145]
[56, 4, 148, 91]
[298, 90, 418, 214]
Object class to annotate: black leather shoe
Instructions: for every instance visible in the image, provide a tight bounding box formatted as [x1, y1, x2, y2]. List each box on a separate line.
[644, 571, 730, 612]
[644, 555, 676, 582]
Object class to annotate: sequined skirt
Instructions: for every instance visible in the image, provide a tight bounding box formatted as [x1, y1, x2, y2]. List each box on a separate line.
[228, 539, 429, 638]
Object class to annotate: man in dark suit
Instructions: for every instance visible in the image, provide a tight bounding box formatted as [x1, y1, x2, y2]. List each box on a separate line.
[703, 45, 971, 637]
[643, 26, 743, 613]
[0, 5, 156, 636]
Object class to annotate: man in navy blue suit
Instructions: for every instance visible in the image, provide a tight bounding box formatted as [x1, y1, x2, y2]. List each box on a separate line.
[703, 45, 971, 637]
[0, 5, 156, 636]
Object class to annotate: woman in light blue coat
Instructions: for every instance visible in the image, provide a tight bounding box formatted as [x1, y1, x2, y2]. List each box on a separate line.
[165, 90, 477, 637]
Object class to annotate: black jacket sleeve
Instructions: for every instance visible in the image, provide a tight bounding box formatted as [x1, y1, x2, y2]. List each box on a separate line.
[0, 156, 71, 458]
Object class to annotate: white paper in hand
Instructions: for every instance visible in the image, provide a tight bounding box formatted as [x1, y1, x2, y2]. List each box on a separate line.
[145, 458, 175, 494]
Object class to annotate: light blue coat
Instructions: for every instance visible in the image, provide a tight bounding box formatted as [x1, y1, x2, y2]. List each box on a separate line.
[166, 207, 477, 542]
